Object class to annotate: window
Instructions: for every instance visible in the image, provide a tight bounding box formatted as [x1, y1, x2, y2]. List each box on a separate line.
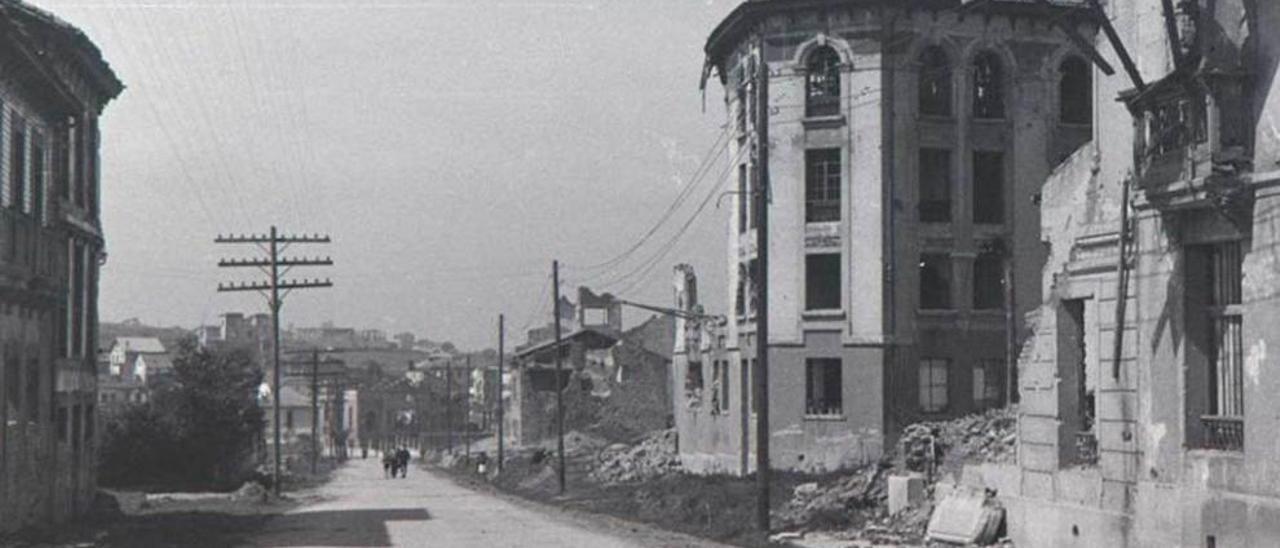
[57, 406, 68, 442]
[973, 251, 1005, 310]
[286, 410, 294, 431]
[748, 358, 759, 415]
[1186, 241, 1244, 451]
[973, 359, 1002, 408]
[710, 360, 730, 414]
[4, 344, 18, 423]
[738, 164, 748, 233]
[973, 151, 1005, 224]
[919, 359, 949, 413]
[85, 404, 94, 444]
[736, 80, 748, 137]
[31, 130, 44, 224]
[805, 149, 841, 222]
[919, 148, 952, 222]
[70, 241, 85, 358]
[805, 46, 841, 117]
[735, 264, 746, 317]
[919, 46, 952, 116]
[806, 253, 841, 310]
[25, 353, 38, 423]
[71, 404, 82, 452]
[528, 369, 570, 392]
[749, 170, 761, 229]
[747, 259, 760, 316]
[972, 52, 1004, 119]
[1059, 56, 1092, 125]
[805, 358, 843, 416]
[919, 253, 953, 310]
[685, 360, 705, 405]
[87, 115, 99, 215]
[10, 113, 25, 212]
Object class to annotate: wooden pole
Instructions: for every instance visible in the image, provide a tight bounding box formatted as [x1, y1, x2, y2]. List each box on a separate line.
[553, 260, 566, 494]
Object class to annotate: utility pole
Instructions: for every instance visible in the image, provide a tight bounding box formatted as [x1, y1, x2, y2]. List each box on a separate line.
[752, 35, 772, 533]
[311, 349, 319, 474]
[216, 227, 332, 497]
[446, 358, 453, 454]
[465, 355, 472, 462]
[497, 314, 505, 472]
[553, 260, 566, 494]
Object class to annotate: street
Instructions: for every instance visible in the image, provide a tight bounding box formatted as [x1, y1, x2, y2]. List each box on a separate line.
[242, 455, 724, 548]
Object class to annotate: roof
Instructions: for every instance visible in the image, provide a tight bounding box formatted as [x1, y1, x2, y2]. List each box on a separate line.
[138, 353, 174, 371]
[513, 327, 620, 363]
[4, 1, 124, 102]
[113, 337, 166, 354]
[703, 0, 1093, 68]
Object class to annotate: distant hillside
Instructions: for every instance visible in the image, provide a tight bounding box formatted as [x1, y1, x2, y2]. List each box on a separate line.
[99, 320, 191, 353]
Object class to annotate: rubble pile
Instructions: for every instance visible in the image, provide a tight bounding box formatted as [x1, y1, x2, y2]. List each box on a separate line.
[775, 462, 891, 532]
[589, 429, 680, 484]
[899, 407, 1017, 477]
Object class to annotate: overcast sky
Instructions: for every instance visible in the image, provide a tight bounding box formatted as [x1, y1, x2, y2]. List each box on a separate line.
[37, 0, 737, 350]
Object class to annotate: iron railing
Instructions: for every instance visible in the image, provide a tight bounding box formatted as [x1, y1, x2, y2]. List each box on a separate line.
[1200, 415, 1244, 452]
[1075, 431, 1099, 465]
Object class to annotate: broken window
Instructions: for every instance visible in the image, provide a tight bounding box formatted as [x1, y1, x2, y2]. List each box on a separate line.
[805, 148, 841, 223]
[918, 46, 952, 117]
[1059, 56, 1092, 125]
[918, 148, 952, 223]
[919, 358, 949, 413]
[973, 251, 1005, 310]
[973, 359, 1002, 409]
[10, 113, 25, 213]
[1058, 298, 1097, 465]
[972, 151, 1004, 224]
[685, 360, 705, 406]
[1186, 241, 1244, 451]
[805, 46, 841, 117]
[919, 253, 952, 310]
[805, 253, 841, 311]
[971, 52, 1004, 119]
[710, 360, 730, 414]
[805, 358, 842, 416]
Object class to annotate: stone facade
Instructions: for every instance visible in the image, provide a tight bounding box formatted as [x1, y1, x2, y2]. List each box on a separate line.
[1002, 0, 1280, 546]
[0, 2, 123, 534]
[675, 0, 1095, 474]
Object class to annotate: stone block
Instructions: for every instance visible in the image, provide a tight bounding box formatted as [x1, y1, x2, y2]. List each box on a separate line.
[888, 473, 926, 514]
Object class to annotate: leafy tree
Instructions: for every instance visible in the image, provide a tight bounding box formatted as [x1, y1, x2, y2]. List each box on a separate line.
[99, 337, 265, 489]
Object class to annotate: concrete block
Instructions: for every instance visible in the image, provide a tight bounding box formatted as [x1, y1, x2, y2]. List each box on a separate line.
[888, 473, 926, 514]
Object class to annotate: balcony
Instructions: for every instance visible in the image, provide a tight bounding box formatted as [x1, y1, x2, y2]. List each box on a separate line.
[1199, 415, 1243, 452]
[0, 207, 62, 285]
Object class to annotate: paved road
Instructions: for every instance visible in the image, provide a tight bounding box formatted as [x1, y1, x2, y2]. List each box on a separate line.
[243, 454, 723, 548]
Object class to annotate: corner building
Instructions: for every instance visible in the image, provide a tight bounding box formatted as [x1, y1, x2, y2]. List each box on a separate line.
[0, 3, 123, 533]
[674, 0, 1096, 473]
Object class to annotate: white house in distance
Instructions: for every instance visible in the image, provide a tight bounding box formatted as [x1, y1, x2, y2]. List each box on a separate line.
[108, 337, 169, 381]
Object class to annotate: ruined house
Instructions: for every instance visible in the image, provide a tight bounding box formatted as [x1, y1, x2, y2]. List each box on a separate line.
[990, 0, 1280, 546]
[0, 1, 123, 533]
[674, 0, 1097, 474]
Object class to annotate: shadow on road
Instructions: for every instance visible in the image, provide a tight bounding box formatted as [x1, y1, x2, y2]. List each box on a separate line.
[249, 507, 432, 547]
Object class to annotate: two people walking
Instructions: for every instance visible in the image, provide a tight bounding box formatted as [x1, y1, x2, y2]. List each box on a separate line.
[382, 447, 411, 478]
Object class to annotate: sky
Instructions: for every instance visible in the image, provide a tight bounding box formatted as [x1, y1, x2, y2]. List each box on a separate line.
[35, 0, 739, 350]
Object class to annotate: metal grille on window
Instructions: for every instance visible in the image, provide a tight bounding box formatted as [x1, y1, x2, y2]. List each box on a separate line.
[919, 359, 949, 413]
[806, 358, 842, 416]
[806, 47, 841, 117]
[1204, 241, 1244, 451]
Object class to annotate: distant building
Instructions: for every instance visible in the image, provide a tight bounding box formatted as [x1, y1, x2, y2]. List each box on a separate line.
[393, 332, 416, 350]
[107, 337, 166, 379]
[0, 0, 124, 533]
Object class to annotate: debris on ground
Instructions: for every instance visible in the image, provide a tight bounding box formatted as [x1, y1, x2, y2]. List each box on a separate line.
[926, 486, 1006, 545]
[589, 429, 680, 484]
[775, 461, 891, 533]
[899, 406, 1017, 479]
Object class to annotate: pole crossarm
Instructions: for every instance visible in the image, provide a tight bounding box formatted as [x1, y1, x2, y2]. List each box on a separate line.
[218, 257, 334, 268]
[217, 279, 334, 292]
[215, 233, 332, 244]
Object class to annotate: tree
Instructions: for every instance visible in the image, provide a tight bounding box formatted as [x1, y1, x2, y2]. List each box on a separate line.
[99, 337, 265, 488]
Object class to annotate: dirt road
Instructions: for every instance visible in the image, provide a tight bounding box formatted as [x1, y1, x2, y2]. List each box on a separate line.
[242, 454, 726, 548]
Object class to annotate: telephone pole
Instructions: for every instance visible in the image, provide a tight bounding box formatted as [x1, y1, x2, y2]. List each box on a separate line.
[446, 358, 453, 454]
[311, 349, 319, 474]
[752, 35, 772, 533]
[497, 314, 505, 472]
[465, 355, 472, 461]
[553, 260, 566, 494]
[216, 227, 332, 496]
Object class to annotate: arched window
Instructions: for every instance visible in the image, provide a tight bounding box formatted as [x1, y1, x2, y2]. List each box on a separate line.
[805, 46, 841, 117]
[1059, 56, 1092, 125]
[919, 46, 952, 116]
[972, 52, 1004, 119]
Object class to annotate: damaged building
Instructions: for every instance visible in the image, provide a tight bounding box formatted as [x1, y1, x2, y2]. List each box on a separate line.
[674, 0, 1098, 474]
[0, 1, 123, 534]
[506, 287, 673, 446]
[983, 0, 1280, 546]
